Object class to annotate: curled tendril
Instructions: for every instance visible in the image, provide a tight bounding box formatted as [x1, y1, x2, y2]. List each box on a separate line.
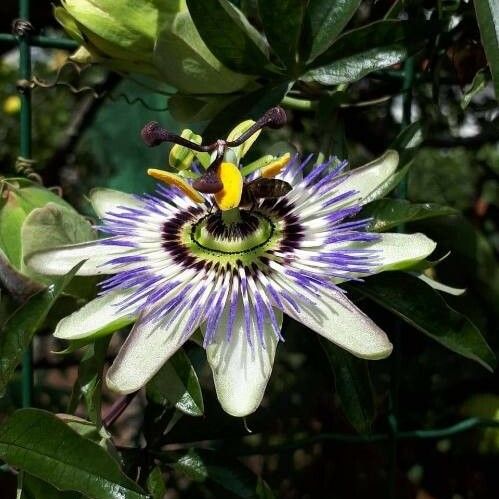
[31, 61, 169, 112]
[15, 157, 42, 184]
[12, 19, 34, 36]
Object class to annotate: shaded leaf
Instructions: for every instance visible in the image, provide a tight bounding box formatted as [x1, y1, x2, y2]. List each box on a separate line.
[391, 121, 423, 152]
[147, 349, 204, 417]
[473, 0, 499, 97]
[348, 273, 496, 371]
[256, 477, 276, 499]
[22, 473, 82, 499]
[173, 449, 262, 497]
[258, 0, 307, 70]
[0, 263, 82, 396]
[320, 338, 375, 434]
[461, 69, 488, 109]
[79, 338, 111, 425]
[0, 409, 148, 499]
[303, 0, 362, 61]
[360, 199, 457, 232]
[146, 466, 167, 499]
[187, 0, 271, 75]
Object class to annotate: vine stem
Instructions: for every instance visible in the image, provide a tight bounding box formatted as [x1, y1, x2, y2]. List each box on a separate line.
[103, 392, 138, 428]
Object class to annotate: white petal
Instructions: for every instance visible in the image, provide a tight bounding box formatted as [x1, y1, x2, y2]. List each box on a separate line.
[337, 150, 399, 204]
[90, 188, 143, 219]
[25, 238, 126, 276]
[205, 305, 282, 417]
[283, 290, 392, 359]
[106, 304, 204, 394]
[372, 233, 437, 272]
[54, 290, 137, 340]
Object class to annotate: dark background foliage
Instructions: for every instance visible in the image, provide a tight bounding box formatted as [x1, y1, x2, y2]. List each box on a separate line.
[0, 0, 498, 498]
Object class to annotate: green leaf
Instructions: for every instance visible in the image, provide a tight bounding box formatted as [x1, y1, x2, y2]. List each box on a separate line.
[256, 477, 276, 499]
[348, 273, 496, 371]
[461, 69, 488, 109]
[257, 0, 307, 70]
[473, 0, 499, 98]
[21, 203, 95, 269]
[320, 339, 375, 434]
[21, 202, 97, 299]
[389, 120, 423, 171]
[79, 338, 111, 426]
[0, 409, 148, 499]
[173, 449, 262, 497]
[391, 121, 423, 151]
[360, 199, 457, 232]
[415, 216, 499, 308]
[303, 0, 362, 62]
[154, 9, 250, 94]
[0, 263, 82, 396]
[146, 466, 166, 499]
[305, 20, 430, 84]
[0, 178, 72, 269]
[22, 473, 82, 499]
[147, 349, 204, 417]
[186, 0, 271, 75]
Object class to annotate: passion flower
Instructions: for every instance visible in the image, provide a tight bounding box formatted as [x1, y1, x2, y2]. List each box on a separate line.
[26, 109, 436, 417]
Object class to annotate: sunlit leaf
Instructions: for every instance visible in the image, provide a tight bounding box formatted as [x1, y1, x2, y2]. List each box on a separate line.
[305, 20, 431, 84]
[79, 338, 111, 425]
[0, 263, 82, 396]
[360, 199, 457, 232]
[146, 466, 166, 499]
[0, 409, 148, 499]
[147, 349, 204, 417]
[154, 8, 250, 94]
[473, 0, 499, 97]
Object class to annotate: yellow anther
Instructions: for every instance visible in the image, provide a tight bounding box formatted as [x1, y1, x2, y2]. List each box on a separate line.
[260, 152, 291, 178]
[147, 169, 204, 204]
[214, 162, 243, 211]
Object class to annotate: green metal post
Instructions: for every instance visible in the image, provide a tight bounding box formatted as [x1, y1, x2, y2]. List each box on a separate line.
[19, 0, 34, 409]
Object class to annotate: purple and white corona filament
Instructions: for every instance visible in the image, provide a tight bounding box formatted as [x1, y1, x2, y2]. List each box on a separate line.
[27, 150, 436, 417]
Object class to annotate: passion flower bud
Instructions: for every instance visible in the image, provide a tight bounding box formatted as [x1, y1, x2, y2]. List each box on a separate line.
[0, 178, 81, 299]
[0, 178, 72, 270]
[55, 0, 250, 94]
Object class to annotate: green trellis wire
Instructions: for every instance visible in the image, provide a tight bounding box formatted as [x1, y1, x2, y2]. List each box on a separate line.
[1, 0, 498, 495]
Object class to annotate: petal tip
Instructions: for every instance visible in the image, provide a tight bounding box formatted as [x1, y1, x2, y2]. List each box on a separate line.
[105, 369, 141, 395]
